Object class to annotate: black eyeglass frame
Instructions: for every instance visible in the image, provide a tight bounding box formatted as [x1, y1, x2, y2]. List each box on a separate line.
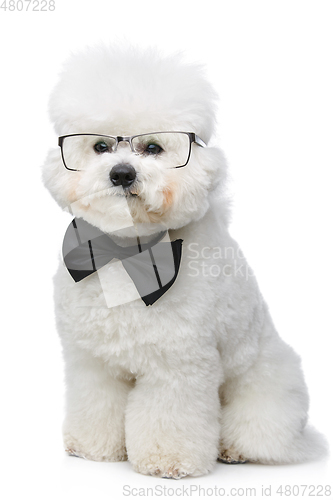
[58, 131, 206, 171]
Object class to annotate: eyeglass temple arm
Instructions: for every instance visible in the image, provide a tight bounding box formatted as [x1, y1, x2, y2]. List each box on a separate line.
[193, 134, 206, 147]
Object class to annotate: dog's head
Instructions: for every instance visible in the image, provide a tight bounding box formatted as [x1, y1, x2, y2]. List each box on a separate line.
[43, 45, 228, 234]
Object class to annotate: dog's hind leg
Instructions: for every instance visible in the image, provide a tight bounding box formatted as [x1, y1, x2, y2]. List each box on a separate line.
[218, 333, 327, 465]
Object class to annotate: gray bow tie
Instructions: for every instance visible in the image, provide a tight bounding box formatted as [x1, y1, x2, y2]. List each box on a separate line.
[63, 218, 183, 306]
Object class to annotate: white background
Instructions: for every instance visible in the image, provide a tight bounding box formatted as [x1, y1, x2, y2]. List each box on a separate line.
[1, 1, 332, 499]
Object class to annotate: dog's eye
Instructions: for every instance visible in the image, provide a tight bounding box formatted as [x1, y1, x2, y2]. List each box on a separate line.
[145, 143, 163, 155]
[94, 141, 110, 154]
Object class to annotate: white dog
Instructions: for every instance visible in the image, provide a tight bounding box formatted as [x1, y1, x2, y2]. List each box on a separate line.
[42, 45, 327, 479]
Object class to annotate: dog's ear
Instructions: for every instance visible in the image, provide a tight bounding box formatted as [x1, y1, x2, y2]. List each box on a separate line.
[197, 145, 231, 227]
[42, 146, 76, 209]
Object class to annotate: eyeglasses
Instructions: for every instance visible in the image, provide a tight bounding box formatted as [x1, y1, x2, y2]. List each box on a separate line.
[58, 131, 206, 171]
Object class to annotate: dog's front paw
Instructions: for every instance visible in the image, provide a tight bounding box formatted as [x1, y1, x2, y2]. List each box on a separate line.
[217, 444, 248, 464]
[64, 434, 127, 462]
[131, 454, 211, 479]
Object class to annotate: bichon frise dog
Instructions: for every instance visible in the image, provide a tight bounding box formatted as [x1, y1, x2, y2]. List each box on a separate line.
[42, 45, 327, 479]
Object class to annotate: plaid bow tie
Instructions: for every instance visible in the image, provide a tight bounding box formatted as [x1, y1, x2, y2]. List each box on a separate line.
[63, 218, 183, 306]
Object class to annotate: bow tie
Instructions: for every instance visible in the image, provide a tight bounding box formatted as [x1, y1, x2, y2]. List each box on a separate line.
[63, 218, 183, 306]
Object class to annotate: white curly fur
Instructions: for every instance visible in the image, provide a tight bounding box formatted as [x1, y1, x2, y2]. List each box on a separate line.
[42, 44, 328, 479]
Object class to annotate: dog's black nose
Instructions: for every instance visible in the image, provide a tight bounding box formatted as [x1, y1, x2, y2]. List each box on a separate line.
[109, 164, 137, 188]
